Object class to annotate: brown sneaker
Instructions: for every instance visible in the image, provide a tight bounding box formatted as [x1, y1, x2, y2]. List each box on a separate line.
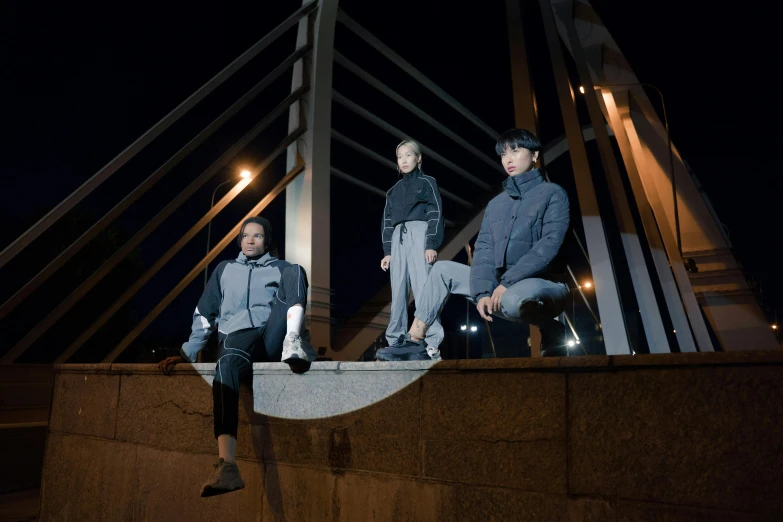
[200, 458, 245, 497]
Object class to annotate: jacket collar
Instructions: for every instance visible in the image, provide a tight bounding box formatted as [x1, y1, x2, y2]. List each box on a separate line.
[236, 251, 276, 266]
[503, 168, 544, 198]
[402, 167, 423, 182]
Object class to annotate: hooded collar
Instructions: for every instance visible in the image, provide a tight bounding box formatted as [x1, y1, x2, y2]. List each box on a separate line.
[503, 168, 544, 198]
[236, 251, 275, 266]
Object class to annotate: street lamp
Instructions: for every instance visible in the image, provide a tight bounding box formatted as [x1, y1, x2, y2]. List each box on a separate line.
[204, 170, 253, 289]
[592, 82, 681, 255]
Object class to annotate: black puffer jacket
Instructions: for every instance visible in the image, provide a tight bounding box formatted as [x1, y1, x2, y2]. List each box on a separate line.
[470, 169, 570, 301]
[381, 168, 444, 255]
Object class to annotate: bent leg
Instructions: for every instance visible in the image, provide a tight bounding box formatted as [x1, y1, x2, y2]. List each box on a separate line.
[413, 261, 471, 327]
[263, 263, 309, 361]
[500, 278, 570, 346]
[406, 222, 445, 352]
[213, 328, 260, 439]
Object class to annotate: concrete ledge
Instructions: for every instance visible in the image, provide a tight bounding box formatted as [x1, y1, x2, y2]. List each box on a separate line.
[40, 352, 783, 520]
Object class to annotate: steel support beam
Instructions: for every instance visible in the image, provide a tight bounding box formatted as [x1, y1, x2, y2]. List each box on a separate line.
[0, 44, 312, 321]
[330, 130, 473, 209]
[557, 0, 670, 353]
[599, 91, 697, 352]
[539, 0, 631, 355]
[333, 51, 504, 175]
[0, 2, 318, 269]
[337, 10, 498, 140]
[506, 0, 544, 356]
[332, 91, 493, 192]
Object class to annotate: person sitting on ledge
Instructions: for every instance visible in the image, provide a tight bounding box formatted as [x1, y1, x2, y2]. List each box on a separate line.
[376, 128, 571, 361]
[158, 216, 315, 497]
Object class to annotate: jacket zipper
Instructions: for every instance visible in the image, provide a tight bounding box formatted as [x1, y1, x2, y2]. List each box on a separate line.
[246, 264, 255, 327]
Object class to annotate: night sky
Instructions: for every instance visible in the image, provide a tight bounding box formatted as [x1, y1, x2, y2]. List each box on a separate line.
[1, 1, 780, 362]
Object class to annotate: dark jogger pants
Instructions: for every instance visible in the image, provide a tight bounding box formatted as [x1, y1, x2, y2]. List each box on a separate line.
[212, 264, 308, 439]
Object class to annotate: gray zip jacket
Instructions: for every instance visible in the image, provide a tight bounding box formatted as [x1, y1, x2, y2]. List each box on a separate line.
[180, 251, 292, 362]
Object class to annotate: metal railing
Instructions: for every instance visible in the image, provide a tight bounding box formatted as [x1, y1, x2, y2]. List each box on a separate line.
[327, 11, 604, 359]
[1, 3, 319, 364]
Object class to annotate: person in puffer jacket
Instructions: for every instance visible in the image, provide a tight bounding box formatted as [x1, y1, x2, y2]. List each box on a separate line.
[157, 216, 315, 497]
[377, 129, 571, 360]
[378, 139, 445, 361]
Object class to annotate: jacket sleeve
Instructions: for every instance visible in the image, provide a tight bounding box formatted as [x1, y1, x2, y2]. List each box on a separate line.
[180, 262, 225, 362]
[499, 187, 570, 288]
[382, 189, 394, 256]
[470, 209, 498, 301]
[423, 176, 444, 251]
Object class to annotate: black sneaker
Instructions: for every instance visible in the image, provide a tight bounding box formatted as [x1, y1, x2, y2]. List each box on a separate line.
[376, 336, 427, 361]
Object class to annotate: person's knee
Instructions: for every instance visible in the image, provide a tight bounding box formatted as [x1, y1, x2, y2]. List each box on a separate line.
[430, 260, 448, 277]
[500, 280, 541, 320]
[214, 354, 245, 385]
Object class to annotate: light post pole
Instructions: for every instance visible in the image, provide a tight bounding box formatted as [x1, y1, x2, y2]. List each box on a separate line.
[204, 170, 252, 289]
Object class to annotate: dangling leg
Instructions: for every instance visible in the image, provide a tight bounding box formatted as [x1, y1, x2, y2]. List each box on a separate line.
[202, 328, 259, 497]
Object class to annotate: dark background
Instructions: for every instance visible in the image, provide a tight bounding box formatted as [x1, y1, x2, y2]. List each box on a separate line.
[1, 1, 780, 362]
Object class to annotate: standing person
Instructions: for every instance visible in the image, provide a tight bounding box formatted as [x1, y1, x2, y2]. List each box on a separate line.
[379, 139, 445, 361]
[376, 128, 571, 360]
[158, 216, 316, 497]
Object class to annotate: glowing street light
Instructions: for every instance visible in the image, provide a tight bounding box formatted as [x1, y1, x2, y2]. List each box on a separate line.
[460, 325, 467, 331]
[578, 86, 585, 94]
[567, 340, 576, 348]
[470, 326, 478, 332]
[583, 281, 592, 289]
[772, 324, 778, 330]
[205, 170, 255, 289]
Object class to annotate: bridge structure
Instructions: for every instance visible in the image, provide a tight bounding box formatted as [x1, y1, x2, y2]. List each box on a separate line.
[0, 0, 777, 370]
[2, 1, 782, 518]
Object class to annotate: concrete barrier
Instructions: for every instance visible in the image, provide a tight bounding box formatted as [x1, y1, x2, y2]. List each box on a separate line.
[39, 352, 783, 521]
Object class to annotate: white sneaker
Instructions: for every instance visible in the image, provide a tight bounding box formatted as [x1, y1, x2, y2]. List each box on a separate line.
[426, 346, 442, 361]
[282, 331, 317, 363]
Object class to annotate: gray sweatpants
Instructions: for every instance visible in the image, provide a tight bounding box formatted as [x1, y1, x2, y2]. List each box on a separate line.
[414, 261, 570, 347]
[386, 221, 444, 349]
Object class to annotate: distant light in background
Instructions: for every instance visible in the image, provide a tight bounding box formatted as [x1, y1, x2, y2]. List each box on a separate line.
[772, 324, 778, 330]
[578, 86, 585, 94]
[240, 170, 252, 179]
[470, 326, 478, 332]
[567, 340, 576, 347]
[460, 325, 467, 331]
[583, 281, 592, 289]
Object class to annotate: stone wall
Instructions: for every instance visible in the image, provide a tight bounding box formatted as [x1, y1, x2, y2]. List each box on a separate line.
[39, 352, 783, 521]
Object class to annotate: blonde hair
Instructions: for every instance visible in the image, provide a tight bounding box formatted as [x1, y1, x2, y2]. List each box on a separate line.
[395, 139, 423, 171]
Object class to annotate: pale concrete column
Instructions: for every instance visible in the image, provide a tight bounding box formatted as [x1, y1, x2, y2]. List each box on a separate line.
[286, 0, 339, 355]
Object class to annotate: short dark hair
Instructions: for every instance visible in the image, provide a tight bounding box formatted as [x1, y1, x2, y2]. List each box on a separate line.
[236, 216, 278, 257]
[495, 128, 542, 156]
